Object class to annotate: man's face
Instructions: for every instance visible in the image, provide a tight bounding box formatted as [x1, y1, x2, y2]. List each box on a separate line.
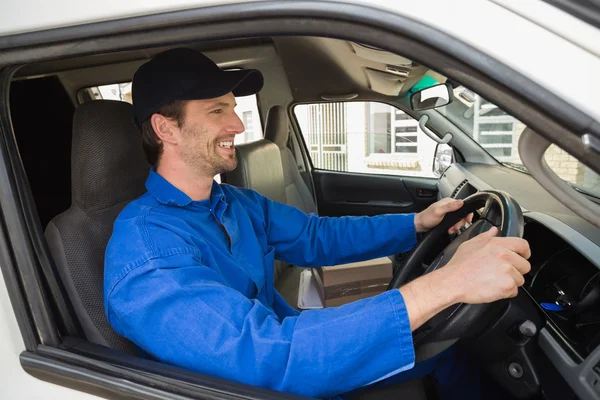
[176, 92, 245, 177]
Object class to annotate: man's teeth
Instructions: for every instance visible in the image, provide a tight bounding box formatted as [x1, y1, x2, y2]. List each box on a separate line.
[218, 141, 233, 149]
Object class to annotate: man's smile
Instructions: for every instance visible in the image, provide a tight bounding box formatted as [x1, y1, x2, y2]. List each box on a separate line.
[217, 140, 235, 155]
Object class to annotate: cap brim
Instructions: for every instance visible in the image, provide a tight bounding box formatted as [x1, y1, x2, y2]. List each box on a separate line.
[229, 69, 264, 97]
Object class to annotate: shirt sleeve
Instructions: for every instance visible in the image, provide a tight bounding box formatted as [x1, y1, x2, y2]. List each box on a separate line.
[106, 252, 415, 399]
[260, 194, 417, 267]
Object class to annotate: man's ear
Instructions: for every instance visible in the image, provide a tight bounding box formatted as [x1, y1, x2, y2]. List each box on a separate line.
[150, 113, 180, 145]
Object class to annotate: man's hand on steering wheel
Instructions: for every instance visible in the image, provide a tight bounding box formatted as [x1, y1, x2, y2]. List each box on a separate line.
[439, 226, 531, 304]
[414, 198, 474, 235]
[400, 226, 531, 331]
[395, 192, 532, 353]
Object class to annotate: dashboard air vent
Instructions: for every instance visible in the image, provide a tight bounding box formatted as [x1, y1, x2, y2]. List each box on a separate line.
[451, 179, 469, 199]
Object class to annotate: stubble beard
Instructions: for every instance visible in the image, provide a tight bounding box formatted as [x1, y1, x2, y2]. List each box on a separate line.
[179, 124, 238, 178]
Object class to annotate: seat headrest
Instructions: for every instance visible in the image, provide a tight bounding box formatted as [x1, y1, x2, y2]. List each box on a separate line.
[264, 105, 289, 149]
[226, 140, 286, 204]
[71, 100, 150, 211]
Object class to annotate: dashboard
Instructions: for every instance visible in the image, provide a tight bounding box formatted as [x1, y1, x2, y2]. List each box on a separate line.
[438, 163, 600, 400]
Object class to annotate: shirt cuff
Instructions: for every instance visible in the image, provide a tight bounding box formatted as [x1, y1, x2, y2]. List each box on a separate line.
[366, 289, 416, 386]
[387, 288, 416, 365]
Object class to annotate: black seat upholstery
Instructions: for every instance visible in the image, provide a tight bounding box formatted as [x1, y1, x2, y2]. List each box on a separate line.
[45, 100, 149, 353]
[263, 105, 317, 214]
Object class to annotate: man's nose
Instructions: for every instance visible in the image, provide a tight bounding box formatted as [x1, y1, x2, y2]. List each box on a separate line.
[227, 112, 245, 135]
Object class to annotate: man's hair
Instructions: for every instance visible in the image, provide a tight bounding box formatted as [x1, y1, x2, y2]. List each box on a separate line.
[140, 100, 187, 167]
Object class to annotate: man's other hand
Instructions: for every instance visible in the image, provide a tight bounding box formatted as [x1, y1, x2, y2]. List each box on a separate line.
[439, 226, 532, 304]
[399, 226, 531, 331]
[414, 198, 473, 234]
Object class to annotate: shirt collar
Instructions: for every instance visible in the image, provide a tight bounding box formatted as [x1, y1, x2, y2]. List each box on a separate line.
[145, 169, 225, 209]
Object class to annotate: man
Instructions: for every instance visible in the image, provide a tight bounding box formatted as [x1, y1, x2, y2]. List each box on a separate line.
[104, 48, 531, 399]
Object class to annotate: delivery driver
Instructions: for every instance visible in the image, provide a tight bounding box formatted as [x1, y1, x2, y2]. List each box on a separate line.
[104, 48, 531, 399]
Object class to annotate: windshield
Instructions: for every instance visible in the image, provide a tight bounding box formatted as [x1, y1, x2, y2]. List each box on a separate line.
[437, 86, 600, 199]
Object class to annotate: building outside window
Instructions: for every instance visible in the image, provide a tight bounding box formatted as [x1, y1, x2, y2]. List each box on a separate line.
[242, 111, 254, 142]
[295, 102, 436, 177]
[394, 125, 418, 154]
[473, 97, 516, 160]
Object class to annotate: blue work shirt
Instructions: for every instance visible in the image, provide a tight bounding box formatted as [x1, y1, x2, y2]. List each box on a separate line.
[104, 170, 418, 399]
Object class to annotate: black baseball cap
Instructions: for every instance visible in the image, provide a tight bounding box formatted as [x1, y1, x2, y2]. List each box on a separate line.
[132, 47, 264, 128]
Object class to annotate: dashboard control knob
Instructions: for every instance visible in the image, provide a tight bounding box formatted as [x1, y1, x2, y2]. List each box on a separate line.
[518, 320, 537, 337]
[507, 362, 524, 379]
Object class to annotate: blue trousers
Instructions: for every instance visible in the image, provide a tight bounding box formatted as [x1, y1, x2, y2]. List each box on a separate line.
[342, 347, 481, 399]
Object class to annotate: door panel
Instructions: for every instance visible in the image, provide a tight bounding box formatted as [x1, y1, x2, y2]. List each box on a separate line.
[313, 170, 438, 217]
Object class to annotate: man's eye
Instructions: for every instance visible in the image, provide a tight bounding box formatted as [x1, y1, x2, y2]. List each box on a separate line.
[211, 109, 223, 114]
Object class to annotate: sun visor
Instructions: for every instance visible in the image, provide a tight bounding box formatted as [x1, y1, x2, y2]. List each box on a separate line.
[365, 68, 406, 96]
[350, 42, 412, 65]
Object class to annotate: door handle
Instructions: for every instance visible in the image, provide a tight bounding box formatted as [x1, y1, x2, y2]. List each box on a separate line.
[416, 188, 436, 198]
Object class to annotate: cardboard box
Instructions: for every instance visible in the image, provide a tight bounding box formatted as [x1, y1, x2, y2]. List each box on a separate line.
[312, 257, 393, 307]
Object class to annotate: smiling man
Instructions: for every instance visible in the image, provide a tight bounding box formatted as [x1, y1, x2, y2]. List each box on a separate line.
[104, 48, 531, 400]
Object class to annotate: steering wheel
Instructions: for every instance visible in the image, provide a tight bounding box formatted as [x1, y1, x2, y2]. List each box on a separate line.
[388, 190, 524, 361]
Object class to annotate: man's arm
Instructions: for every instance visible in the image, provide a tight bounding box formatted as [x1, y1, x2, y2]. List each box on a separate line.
[106, 252, 416, 399]
[260, 194, 418, 267]
[259, 192, 472, 268]
[106, 219, 531, 399]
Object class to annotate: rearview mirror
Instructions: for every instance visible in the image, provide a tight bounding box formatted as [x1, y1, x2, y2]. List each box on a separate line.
[410, 83, 453, 111]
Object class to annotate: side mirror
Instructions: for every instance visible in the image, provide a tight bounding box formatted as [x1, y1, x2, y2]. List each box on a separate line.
[433, 143, 454, 177]
[410, 83, 453, 111]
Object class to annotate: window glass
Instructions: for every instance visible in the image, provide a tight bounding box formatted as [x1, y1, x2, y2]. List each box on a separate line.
[440, 86, 600, 198]
[543, 145, 600, 198]
[294, 102, 437, 178]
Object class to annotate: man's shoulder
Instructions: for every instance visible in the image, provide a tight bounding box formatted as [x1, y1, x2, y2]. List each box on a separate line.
[116, 191, 158, 221]
[104, 192, 201, 293]
[107, 194, 151, 258]
[107, 192, 188, 262]
[109, 191, 193, 247]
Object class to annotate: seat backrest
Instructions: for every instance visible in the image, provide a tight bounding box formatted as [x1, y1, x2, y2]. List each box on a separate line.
[225, 139, 286, 204]
[45, 100, 149, 354]
[264, 105, 317, 214]
[226, 107, 318, 285]
[225, 139, 291, 281]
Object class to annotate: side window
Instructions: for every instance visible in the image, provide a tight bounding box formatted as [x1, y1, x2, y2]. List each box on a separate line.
[294, 102, 437, 178]
[79, 83, 263, 144]
[544, 144, 600, 198]
[234, 96, 263, 144]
